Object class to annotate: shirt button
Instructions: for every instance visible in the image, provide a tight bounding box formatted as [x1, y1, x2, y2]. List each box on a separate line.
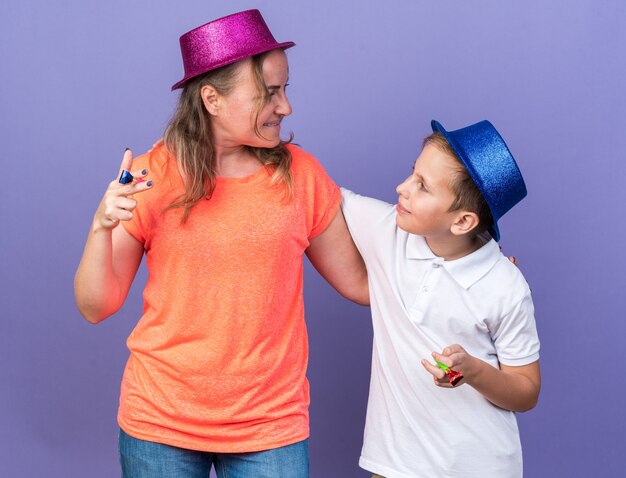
[422, 286, 429, 292]
[433, 264, 440, 268]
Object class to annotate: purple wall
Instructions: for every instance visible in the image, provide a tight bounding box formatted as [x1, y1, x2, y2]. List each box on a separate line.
[2, 1, 624, 476]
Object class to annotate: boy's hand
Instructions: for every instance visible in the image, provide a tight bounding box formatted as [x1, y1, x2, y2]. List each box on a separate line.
[423, 344, 541, 411]
[421, 344, 476, 388]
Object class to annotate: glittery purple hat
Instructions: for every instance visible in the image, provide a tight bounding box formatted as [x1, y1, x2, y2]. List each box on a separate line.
[171, 9, 295, 90]
[431, 120, 527, 241]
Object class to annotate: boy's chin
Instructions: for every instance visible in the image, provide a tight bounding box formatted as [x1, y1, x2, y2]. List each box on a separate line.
[395, 217, 422, 235]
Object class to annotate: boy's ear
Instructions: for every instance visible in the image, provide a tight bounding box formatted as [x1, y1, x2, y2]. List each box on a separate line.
[450, 211, 480, 236]
[200, 85, 219, 116]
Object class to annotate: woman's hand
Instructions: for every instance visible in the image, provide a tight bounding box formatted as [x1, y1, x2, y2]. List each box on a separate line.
[93, 149, 153, 231]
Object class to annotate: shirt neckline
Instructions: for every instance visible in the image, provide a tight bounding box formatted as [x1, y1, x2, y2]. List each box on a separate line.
[215, 165, 270, 185]
[405, 234, 502, 289]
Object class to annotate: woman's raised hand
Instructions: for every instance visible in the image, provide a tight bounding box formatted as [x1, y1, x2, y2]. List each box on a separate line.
[93, 149, 153, 231]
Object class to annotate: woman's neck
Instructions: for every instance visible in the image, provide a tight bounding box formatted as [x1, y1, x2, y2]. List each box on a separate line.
[213, 144, 262, 178]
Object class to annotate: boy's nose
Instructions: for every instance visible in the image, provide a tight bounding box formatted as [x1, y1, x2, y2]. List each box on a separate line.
[396, 178, 410, 197]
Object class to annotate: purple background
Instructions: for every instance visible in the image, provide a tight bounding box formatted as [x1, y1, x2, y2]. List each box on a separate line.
[2, 1, 625, 476]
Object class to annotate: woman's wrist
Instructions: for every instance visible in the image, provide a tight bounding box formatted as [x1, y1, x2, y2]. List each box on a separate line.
[91, 216, 116, 234]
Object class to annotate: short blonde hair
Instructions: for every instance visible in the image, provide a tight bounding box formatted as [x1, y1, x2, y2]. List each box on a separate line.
[423, 132, 493, 235]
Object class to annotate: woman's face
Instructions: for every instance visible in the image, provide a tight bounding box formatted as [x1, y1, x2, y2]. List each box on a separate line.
[209, 49, 292, 149]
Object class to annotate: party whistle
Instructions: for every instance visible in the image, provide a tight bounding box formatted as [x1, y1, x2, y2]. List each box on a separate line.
[119, 170, 134, 184]
[435, 359, 463, 386]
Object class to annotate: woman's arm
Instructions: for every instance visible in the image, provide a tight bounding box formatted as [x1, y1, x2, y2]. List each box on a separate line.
[75, 224, 145, 323]
[305, 208, 369, 306]
[74, 149, 152, 323]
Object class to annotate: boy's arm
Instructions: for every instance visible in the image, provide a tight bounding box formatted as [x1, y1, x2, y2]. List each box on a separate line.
[422, 345, 541, 412]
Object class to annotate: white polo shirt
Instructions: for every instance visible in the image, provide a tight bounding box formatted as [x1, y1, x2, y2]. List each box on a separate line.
[341, 188, 540, 478]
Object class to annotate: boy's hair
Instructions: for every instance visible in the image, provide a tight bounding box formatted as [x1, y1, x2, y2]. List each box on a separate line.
[423, 132, 494, 236]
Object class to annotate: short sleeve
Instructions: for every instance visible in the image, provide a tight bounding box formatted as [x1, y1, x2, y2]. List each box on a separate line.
[120, 146, 165, 248]
[341, 187, 395, 258]
[288, 145, 341, 240]
[308, 176, 340, 240]
[488, 292, 541, 366]
[120, 154, 151, 244]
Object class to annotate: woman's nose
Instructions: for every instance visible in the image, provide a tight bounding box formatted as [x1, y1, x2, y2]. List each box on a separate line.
[276, 93, 292, 117]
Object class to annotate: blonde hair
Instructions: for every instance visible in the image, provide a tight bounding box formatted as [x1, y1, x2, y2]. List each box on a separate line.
[163, 52, 294, 222]
[423, 132, 493, 235]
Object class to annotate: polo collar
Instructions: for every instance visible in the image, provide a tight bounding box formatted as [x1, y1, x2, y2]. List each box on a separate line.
[406, 234, 501, 289]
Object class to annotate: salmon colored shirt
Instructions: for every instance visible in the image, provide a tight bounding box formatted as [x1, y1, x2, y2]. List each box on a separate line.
[119, 141, 340, 452]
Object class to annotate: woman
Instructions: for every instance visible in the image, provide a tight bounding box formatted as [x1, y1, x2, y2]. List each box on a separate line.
[74, 9, 367, 478]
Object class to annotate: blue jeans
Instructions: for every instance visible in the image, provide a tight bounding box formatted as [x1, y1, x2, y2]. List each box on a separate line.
[119, 428, 309, 478]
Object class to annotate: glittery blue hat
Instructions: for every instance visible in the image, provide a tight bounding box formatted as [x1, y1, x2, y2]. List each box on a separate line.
[431, 120, 527, 241]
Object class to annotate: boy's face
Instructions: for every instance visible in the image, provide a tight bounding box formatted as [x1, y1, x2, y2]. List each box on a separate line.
[395, 144, 459, 237]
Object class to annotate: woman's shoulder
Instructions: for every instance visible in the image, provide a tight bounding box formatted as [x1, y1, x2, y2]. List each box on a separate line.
[286, 142, 314, 160]
[285, 143, 328, 176]
[133, 139, 176, 179]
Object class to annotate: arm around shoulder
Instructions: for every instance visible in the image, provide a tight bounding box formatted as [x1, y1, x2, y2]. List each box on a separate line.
[306, 208, 369, 306]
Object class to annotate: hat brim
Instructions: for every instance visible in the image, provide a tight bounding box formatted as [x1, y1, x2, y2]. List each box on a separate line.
[171, 41, 295, 91]
[431, 120, 501, 242]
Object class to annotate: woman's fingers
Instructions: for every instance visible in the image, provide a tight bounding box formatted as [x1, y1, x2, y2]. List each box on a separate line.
[117, 149, 151, 184]
[107, 178, 153, 196]
[103, 182, 153, 221]
[132, 167, 149, 182]
[95, 149, 154, 230]
[118, 148, 134, 178]
[114, 196, 138, 211]
[103, 195, 134, 223]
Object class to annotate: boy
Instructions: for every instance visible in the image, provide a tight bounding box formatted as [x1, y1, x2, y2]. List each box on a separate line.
[341, 120, 540, 478]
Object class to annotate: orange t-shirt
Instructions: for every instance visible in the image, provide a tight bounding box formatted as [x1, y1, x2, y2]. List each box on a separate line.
[119, 141, 340, 452]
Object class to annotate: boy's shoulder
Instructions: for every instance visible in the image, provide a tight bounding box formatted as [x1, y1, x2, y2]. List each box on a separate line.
[487, 250, 529, 288]
[469, 242, 532, 310]
[340, 188, 399, 255]
[341, 187, 395, 218]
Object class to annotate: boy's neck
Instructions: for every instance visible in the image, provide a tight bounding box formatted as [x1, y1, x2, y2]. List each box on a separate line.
[424, 233, 484, 261]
